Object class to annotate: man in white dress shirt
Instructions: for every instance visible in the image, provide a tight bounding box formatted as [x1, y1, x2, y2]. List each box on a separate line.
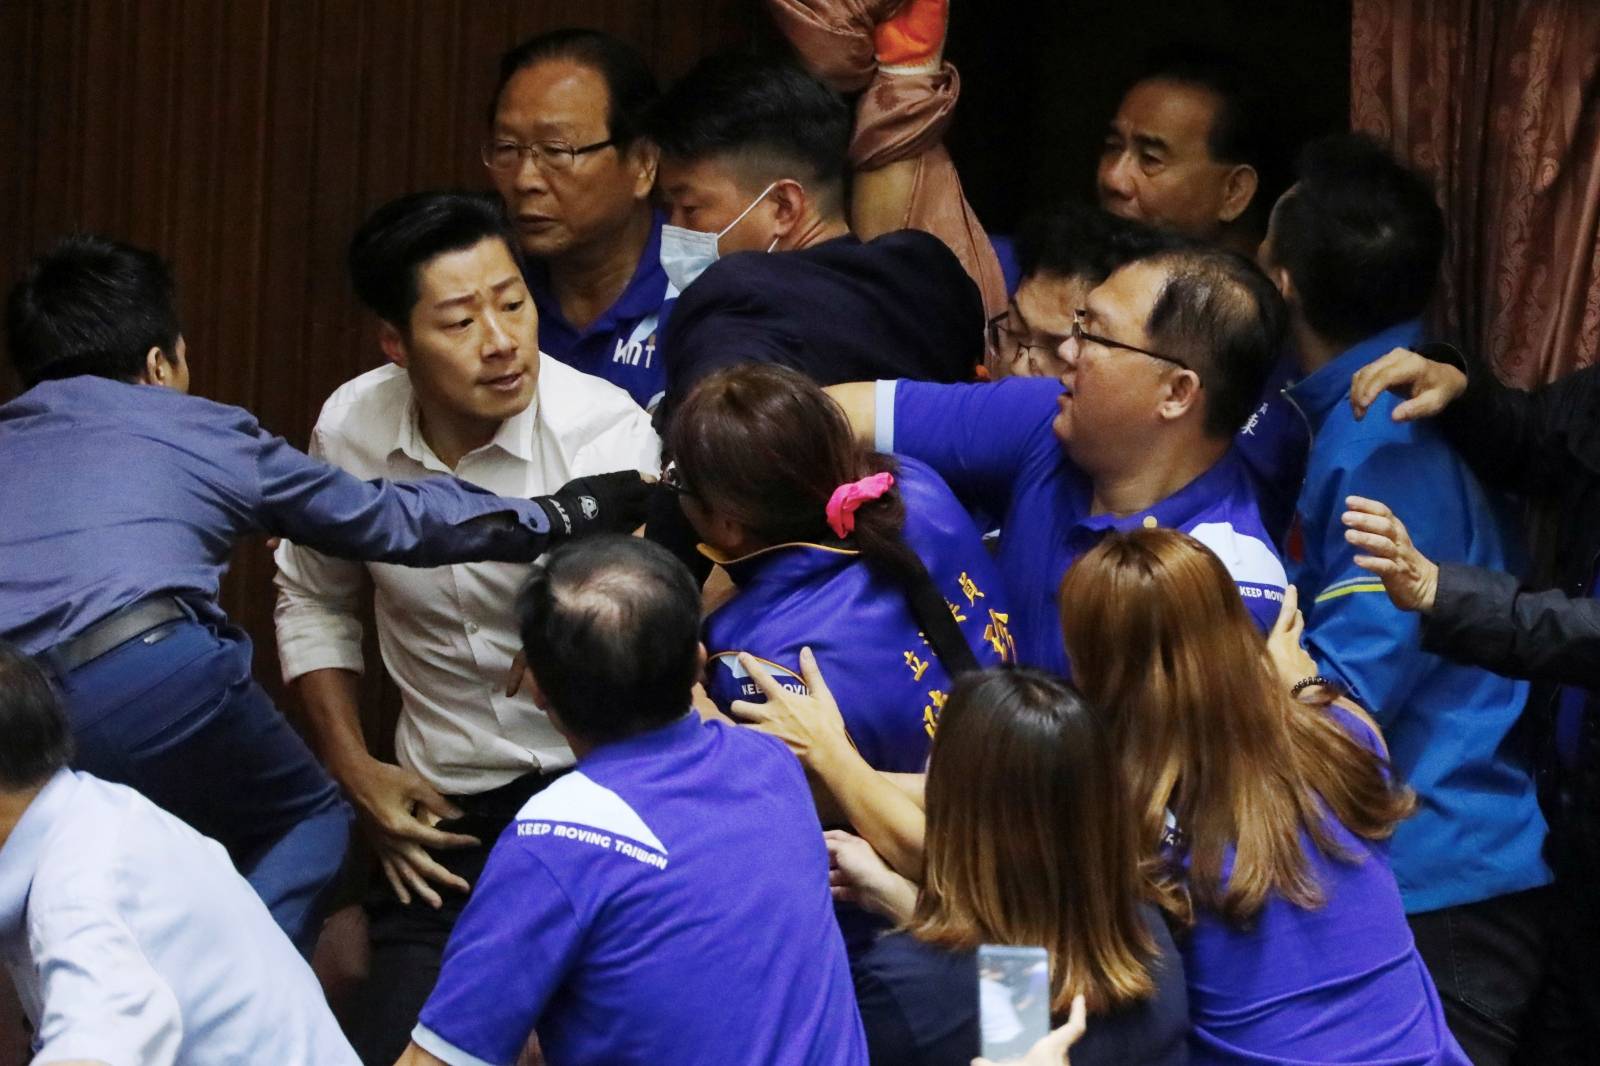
[0, 641, 359, 1066]
[273, 190, 660, 1064]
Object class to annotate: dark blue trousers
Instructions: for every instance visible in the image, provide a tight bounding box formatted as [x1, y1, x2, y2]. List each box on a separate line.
[48, 617, 351, 954]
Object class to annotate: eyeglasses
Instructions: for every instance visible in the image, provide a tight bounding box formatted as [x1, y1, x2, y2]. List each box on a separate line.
[481, 136, 617, 174]
[1069, 309, 1195, 375]
[661, 460, 695, 499]
[985, 309, 1070, 370]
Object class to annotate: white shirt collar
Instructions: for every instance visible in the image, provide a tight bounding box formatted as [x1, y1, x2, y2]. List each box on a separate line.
[390, 369, 542, 470]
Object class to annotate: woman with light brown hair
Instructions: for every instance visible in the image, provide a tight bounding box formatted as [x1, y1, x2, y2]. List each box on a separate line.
[1059, 528, 1467, 1065]
[815, 667, 1188, 1066]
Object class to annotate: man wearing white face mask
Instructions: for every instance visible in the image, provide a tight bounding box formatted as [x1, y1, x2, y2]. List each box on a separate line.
[647, 52, 983, 428]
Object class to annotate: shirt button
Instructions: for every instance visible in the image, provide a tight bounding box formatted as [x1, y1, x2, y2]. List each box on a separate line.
[465, 621, 480, 634]
[1142, 516, 1159, 529]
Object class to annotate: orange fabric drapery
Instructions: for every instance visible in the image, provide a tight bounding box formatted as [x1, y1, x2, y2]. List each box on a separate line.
[1351, 0, 1600, 387]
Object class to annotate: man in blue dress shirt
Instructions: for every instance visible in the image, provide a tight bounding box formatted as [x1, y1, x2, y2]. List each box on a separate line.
[396, 536, 867, 1066]
[1259, 133, 1550, 1063]
[0, 234, 651, 951]
[829, 243, 1290, 677]
[0, 642, 359, 1065]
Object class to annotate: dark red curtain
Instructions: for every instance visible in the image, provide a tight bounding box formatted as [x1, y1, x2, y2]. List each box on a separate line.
[1352, 0, 1600, 387]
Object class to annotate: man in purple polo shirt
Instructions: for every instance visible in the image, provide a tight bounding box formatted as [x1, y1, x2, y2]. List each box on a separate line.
[830, 244, 1288, 677]
[396, 535, 866, 1066]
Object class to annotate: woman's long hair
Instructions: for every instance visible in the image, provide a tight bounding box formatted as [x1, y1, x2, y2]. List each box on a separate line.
[906, 669, 1158, 1014]
[1058, 529, 1415, 928]
[668, 364, 974, 671]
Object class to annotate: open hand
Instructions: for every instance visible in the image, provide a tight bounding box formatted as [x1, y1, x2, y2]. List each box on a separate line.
[342, 757, 480, 908]
[1349, 347, 1467, 422]
[1342, 496, 1439, 612]
[727, 647, 853, 769]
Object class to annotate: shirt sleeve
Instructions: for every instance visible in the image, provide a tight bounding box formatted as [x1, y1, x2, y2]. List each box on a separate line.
[1302, 443, 1453, 726]
[883, 377, 1062, 517]
[413, 844, 583, 1066]
[269, 424, 371, 682]
[27, 899, 183, 1066]
[1423, 563, 1600, 689]
[251, 427, 553, 565]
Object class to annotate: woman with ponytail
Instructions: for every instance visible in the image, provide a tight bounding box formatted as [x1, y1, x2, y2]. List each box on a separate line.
[1059, 528, 1467, 1065]
[668, 364, 1013, 946]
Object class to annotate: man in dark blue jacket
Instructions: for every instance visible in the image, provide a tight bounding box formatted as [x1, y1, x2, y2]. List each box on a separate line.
[645, 52, 984, 427]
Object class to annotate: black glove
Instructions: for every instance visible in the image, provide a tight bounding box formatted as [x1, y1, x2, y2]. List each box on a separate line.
[534, 471, 654, 539]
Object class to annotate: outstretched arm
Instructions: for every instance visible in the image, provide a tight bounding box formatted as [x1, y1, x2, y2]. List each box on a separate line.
[1350, 345, 1598, 499]
[729, 648, 928, 878]
[1345, 495, 1600, 688]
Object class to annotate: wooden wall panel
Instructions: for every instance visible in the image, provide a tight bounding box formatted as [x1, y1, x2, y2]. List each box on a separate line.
[0, 0, 760, 748]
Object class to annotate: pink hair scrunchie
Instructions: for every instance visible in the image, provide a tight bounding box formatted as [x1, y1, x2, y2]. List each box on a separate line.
[826, 472, 896, 538]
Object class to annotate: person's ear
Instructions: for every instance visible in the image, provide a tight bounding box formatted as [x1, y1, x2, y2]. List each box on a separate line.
[525, 666, 550, 713]
[628, 139, 660, 201]
[139, 345, 175, 387]
[1269, 263, 1295, 305]
[1156, 367, 1204, 423]
[1218, 163, 1259, 224]
[695, 641, 708, 682]
[377, 321, 408, 368]
[767, 179, 808, 244]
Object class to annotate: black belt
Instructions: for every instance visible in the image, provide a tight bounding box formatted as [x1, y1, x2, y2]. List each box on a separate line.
[38, 596, 189, 677]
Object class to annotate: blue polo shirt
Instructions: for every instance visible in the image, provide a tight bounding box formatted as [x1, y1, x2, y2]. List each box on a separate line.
[525, 211, 674, 411]
[412, 712, 867, 1066]
[702, 457, 1014, 773]
[878, 377, 1287, 677]
[1287, 319, 1549, 913]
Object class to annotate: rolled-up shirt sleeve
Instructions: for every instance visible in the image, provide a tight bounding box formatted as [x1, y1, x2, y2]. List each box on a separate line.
[252, 428, 552, 565]
[28, 899, 183, 1066]
[273, 539, 368, 684]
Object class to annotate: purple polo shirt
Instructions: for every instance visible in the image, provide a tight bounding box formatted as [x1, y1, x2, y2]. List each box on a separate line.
[412, 713, 867, 1066]
[878, 376, 1287, 677]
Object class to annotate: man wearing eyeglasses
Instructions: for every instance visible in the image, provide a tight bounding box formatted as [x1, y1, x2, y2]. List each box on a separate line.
[829, 244, 1289, 678]
[483, 29, 670, 412]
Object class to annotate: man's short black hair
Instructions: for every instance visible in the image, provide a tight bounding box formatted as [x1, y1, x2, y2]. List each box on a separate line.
[0, 641, 74, 791]
[5, 234, 182, 388]
[347, 191, 522, 329]
[646, 52, 850, 216]
[1139, 245, 1286, 438]
[517, 535, 701, 746]
[489, 28, 659, 148]
[1016, 205, 1179, 286]
[1269, 133, 1446, 347]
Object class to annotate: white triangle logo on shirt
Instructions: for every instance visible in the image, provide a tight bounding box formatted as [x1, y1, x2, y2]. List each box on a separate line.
[516, 771, 668, 855]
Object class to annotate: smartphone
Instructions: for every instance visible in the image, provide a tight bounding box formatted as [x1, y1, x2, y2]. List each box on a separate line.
[977, 944, 1051, 1061]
